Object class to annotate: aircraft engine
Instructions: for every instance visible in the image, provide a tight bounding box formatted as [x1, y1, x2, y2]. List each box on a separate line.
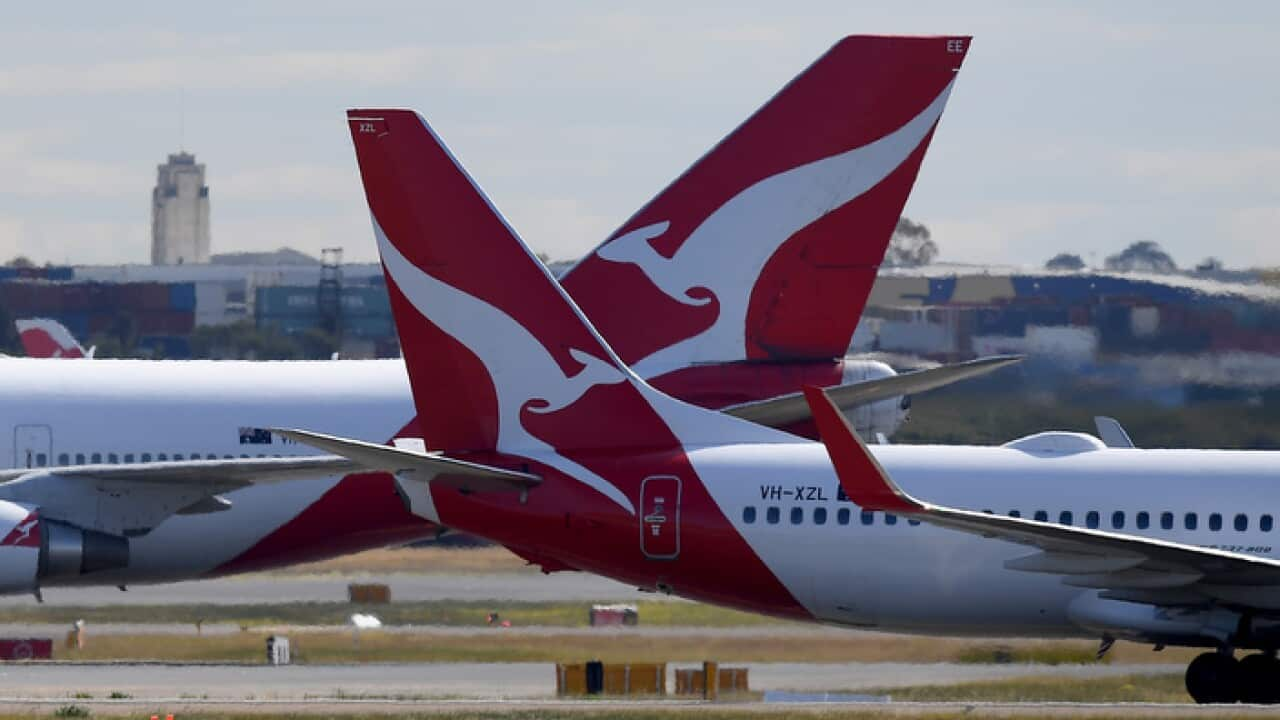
[0, 500, 128, 594]
[840, 359, 910, 440]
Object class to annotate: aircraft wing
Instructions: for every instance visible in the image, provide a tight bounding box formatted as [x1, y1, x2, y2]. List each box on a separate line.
[723, 355, 1022, 429]
[0, 455, 363, 489]
[803, 385, 1280, 610]
[0, 455, 368, 536]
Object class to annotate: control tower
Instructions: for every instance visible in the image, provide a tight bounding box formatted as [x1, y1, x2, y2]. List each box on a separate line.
[151, 152, 210, 265]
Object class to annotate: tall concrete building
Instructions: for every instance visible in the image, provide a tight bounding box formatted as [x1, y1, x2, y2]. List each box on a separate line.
[151, 152, 210, 265]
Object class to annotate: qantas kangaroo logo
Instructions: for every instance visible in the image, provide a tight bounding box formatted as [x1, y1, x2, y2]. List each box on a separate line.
[596, 80, 956, 378]
[0, 512, 39, 548]
[377, 224, 637, 514]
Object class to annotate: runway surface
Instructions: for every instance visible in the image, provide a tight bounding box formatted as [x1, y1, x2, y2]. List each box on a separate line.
[0, 572, 646, 606]
[0, 661, 1181, 700]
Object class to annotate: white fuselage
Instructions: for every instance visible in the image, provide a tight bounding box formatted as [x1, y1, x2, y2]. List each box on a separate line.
[686, 439, 1280, 639]
[0, 358, 421, 585]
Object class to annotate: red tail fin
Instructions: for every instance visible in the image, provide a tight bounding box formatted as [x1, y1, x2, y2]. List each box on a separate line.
[561, 35, 970, 377]
[347, 112, 761, 469]
[16, 318, 88, 359]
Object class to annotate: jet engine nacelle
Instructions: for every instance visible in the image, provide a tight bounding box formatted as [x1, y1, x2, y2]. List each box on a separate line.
[0, 500, 128, 594]
[840, 359, 910, 440]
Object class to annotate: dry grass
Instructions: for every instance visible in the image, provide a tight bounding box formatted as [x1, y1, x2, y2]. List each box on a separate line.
[863, 673, 1190, 703]
[0, 711, 1225, 720]
[258, 546, 531, 576]
[53, 631, 1188, 666]
[0, 599, 784, 629]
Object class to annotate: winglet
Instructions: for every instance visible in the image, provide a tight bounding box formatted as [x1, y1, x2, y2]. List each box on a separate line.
[801, 385, 923, 514]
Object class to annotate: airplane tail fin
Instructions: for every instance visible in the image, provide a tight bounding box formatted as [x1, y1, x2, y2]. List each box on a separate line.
[560, 35, 970, 375]
[348, 111, 784, 469]
[15, 318, 90, 359]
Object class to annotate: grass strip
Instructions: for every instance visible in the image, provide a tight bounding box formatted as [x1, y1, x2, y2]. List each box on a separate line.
[51, 630, 1174, 665]
[861, 672, 1189, 703]
[0, 600, 786, 629]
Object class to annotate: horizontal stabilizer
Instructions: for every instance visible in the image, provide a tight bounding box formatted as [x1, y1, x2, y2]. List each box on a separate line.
[270, 428, 541, 494]
[724, 355, 1022, 429]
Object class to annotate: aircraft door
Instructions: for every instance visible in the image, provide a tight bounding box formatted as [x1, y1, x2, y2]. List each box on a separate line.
[13, 425, 52, 469]
[640, 475, 681, 560]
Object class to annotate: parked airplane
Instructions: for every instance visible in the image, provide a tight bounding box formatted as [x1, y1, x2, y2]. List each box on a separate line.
[0, 36, 980, 597]
[294, 100, 1280, 706]
[15, 319, 94, 359]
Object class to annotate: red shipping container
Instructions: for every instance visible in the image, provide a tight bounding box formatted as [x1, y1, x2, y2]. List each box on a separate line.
[0, 638, 52, 660]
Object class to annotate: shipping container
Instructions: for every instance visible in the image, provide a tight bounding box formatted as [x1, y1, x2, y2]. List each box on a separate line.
[169, 283, 197, 311]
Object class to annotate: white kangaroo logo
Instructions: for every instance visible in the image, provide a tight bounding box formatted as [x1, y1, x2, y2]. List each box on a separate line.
[597, 80, 957, 379]
[378, 224, 635, 514]
[5, 516, 36, 546]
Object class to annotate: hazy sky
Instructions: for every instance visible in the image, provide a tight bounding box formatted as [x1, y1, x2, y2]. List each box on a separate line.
[1, 2, 1277, 269]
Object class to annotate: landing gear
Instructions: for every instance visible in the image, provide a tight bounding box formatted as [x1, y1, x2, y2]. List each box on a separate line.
[1238, 653, 1280, 705]
[1186, 651, 1238, 704]
[1186, 650, 1280, 704]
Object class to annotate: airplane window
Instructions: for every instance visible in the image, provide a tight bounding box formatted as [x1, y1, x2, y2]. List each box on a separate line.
[1112, 511, 1125, 530]
[1235, 514, 1248, 532]
[766, 507, 780, 525]
[1262, 515, 1274, 532]
[1136, 512, 1149, 530]
[57, 453, 68, 465]
[1185, 513, 1198, 530]
[107, 453, 118, 463]
[836, 508, 851, 525]
[224, 454, 232, 459]
[1160, 512, 1173, 530]
[124, 454, 134, 463]
[75, 453, 85, 464]
[207, 454, 216, 459]
[1086, 511, 1100, 529]
[1209, 513, 1222, 532]
[1008, 510, 1021, 518]
[158, 454, 168, 461]
[861, 510, 874, 526]
[790, 508, 803, 525]
[1033, 510, 1048, 522]
[35, 453, 46, 467]
[814, 508, 827, 525]
[742, 507, 756, 524]
[885, 514, 898, 526]
[174, 454, 183, 461]
[1059, 511, 1073, 526]
[141, 453, 152, 462]
[90, 453, 101, 464]
[908, 518, 920, 526]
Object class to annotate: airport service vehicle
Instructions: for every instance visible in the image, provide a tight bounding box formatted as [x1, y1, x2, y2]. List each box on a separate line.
[16, 318, 94, 358]
[298, 102, 1280, 706]
[0, 35, 976, 594]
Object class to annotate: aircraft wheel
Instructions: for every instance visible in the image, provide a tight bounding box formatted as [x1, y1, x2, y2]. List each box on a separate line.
[1186, 651, 1239, 704]
[1237, 653, 1280, 704]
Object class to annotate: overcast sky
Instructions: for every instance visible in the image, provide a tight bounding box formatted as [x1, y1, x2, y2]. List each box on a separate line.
[1, 2, 1277, 270]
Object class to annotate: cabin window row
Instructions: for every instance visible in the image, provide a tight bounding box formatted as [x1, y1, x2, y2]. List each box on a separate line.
[741, 506, 920, 527]
[51, 452, 285, 466]
[991, 509, 1272, 533]
[740, 506, 1275, 534]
